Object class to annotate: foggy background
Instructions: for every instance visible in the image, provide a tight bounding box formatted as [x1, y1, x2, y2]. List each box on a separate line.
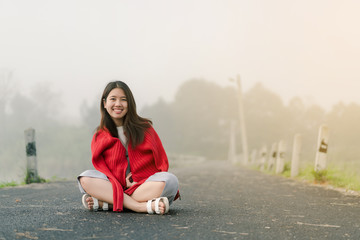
[1, 0, 360, 183]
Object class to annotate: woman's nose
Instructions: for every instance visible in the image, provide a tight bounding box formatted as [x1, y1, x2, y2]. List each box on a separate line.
[115, 99, 122, 106]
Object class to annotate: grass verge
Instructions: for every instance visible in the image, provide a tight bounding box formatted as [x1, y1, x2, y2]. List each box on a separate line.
[296, 164, 360, 191]
[252, 161, 360, 193]
[0, 181, 20, 188]
[0, 176, 66, 189]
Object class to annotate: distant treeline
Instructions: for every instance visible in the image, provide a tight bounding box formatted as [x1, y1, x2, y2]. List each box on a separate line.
[0, 82, 95, 181]
[141, 79, 360, 163]
[0, 79, 359, 181]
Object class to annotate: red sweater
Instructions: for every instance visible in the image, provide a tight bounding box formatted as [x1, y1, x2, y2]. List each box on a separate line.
[91, 126, 169, 212]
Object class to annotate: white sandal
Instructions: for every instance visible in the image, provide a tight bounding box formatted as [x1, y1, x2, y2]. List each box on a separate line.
[146, 197, 169, 215]
[82, 194, 109, 211]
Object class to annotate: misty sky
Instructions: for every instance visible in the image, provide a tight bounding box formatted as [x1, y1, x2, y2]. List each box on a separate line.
[1, 0, 360, 122]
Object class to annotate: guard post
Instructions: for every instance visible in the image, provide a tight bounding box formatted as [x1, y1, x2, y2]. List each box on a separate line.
[275, 140, 286, 174]
[291, 134, 302, 177]
[24, 128, 40, 183]
[315, 125, 329, 172]
[259, 145, 267, 171]
[267, 142, 277, 171]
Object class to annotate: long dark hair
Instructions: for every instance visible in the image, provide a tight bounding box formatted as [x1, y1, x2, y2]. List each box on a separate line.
[97, 81, 152, 147]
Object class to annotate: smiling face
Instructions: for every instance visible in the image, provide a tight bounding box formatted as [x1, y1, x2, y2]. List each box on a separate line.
[103, 88, 128, 126]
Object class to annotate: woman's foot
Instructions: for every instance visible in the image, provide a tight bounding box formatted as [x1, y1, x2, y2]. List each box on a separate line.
[151, 199, 165, 214]
[82, 194, 111, 211]
[84, 195, 96, 210]
[147, 197, 169, 215]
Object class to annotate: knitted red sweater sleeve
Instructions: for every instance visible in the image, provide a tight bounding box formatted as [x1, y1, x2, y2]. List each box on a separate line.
[91, 131, 125, 212]
[124, 126, 169, 195]
[147, 127, 169, 172]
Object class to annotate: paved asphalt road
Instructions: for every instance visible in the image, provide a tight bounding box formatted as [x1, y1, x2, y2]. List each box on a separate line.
[1, 160, 360, 240]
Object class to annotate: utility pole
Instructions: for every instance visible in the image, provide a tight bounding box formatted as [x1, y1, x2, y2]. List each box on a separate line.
[228, 120, 237, 163]
[230, 75, 249, 165]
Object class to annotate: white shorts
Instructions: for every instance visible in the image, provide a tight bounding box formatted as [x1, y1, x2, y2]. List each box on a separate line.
[77, 170, 179, 204]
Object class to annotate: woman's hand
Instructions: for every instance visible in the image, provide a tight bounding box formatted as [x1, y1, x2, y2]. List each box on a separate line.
[126, 172, 137, 189]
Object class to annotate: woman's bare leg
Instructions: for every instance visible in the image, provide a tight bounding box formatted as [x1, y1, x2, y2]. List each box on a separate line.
[79, 177, 166, 213]
[80, 177, 113, 204]
[131, 181, 166, 202]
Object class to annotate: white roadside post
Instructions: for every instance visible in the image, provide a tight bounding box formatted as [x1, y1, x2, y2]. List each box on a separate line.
[315, 125, 329, 172]
[268, 142, 277, 171]
[291, 134, 302, 177]
[259, 145, 267, 171]
[250, 149, 257, 165]
[228, 120, 237, 163]
[229, 75, 249, 165]
[275, 140, 286, 174]
[24, 128, 39, 183]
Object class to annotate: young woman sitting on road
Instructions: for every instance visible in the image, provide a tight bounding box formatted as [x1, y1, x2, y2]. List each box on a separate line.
[77, 81, 180, 214]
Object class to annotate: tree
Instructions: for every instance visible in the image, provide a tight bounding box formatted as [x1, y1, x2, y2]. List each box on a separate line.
[0, 70, 13, 117]
[244, 82, 289, 150]
[326, 102, 360, 161]
[141, 79, 238, 159]
[0, 70, 15, 150]
[80, 99, 100, 132]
